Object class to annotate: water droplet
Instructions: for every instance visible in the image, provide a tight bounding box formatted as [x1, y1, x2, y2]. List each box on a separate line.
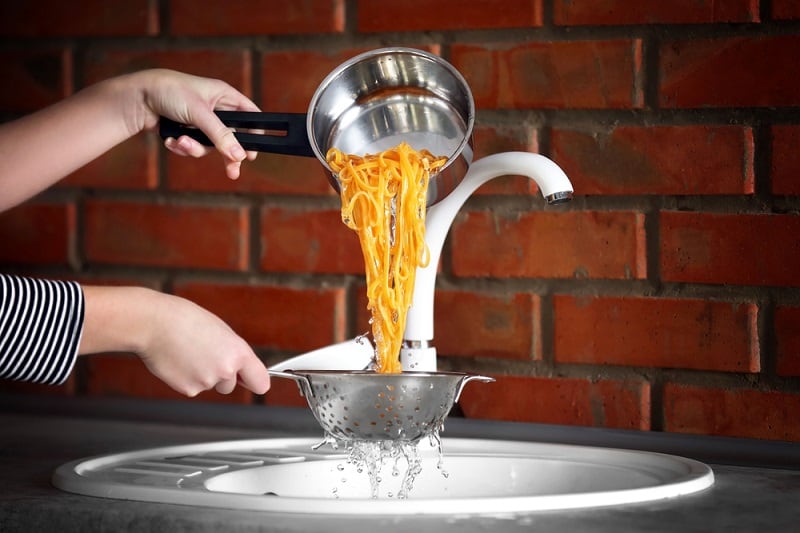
[320, 426, 445, 500]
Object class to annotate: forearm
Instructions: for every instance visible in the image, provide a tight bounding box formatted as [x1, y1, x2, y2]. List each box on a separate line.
[0, 72, 146, 212]
[1, 278, 268, 395]
[80, 285, 270, 397]
[79, 285, 155, 356]
[0, 69, 258, 213]
[0, 274, 83, 385]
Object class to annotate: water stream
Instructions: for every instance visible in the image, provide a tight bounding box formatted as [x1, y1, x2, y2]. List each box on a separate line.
[319, 429, 448, 499]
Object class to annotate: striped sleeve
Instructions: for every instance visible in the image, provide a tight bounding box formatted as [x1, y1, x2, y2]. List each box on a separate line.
[0, 274, 84, 385]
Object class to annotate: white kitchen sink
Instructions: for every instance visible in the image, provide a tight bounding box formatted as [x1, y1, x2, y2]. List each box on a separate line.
[53, 437, 714, 515]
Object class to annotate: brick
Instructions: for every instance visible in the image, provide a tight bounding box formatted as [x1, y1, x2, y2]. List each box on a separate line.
[554, 295, 759, 372]
[352, 284, 520, 353]
[459, 375, 650, 430]
[83, 49, 252, 96]
[660, 211, 800, 287]
[0, 49, 71, 112]
[552, 125, 754, 195]
[660, 35, 800, 108]
[62, 132, 158, 190]
[84, 200, 250, 271]
[773, 0, 800, 19]
[86, 354, 252, 404]
[261, 48, 371, 112]
[75, 274, 162, 291]
[771, 125, 800, 195]
[357, 0, 543, 32]
[775, 306, 800, 377]
[451, 210, 646, 279]
[471, 124, 540, 196]
[167, 147, 334, 196]
[554, 0, 759, 25]
[259, 207, 363, 274]
[262, 49, 366, 112]
[170, 0, 344, 36]
[434, 291, 540, 360]
[0, 1, 157, 37]
[174, 282, 346, 352]
[264, 375, 309, 408]
[663, 383, 800, 441]
[0, 203, 75, 266]
[260, 47, 440, 113]
[451, 41, 643, 110]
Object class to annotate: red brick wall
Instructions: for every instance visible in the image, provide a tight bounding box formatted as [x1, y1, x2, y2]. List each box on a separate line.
[2, 0, 800, 443]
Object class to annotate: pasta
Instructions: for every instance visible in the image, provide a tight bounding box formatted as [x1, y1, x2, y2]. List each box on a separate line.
[327, 143, 447, 373]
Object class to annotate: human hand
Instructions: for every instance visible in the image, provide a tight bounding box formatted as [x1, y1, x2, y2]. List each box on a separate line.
[80, 286, 270, 397]
[139, 290, 270, 397]
[133, 69, 261, 180]
[0, 69, 261, 212]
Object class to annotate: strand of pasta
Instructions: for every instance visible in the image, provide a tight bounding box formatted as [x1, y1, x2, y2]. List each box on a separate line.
[328, 142, 446, 373]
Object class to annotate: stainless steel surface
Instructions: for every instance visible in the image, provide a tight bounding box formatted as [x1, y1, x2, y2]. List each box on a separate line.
[306, 47, 475, 206]
[270, 370, 493, 442]
[545, 189, 574, 204]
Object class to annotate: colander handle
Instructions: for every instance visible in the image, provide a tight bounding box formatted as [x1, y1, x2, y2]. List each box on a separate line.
[268, 370, 314, 397]
[159, 111, 315, 157]
[454, 374, 495, 403]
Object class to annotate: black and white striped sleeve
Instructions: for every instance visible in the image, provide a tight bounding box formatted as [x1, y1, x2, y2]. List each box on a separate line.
[0, 274, 84, 385]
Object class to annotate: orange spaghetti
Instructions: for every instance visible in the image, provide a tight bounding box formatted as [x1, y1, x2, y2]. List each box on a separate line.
[327, 142, 446, 373]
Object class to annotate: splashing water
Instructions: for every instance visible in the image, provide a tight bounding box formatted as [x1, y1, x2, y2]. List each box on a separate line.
[317, 428, 447, 499]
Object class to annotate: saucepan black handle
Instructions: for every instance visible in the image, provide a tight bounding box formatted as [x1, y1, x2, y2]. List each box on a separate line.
[159, 111, 315, 157]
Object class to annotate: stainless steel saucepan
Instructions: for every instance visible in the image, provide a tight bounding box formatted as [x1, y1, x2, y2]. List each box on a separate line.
[160, 47, 475, 207]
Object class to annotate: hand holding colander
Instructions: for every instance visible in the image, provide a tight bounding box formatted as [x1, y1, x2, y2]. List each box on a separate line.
[269, 369, 494, 443]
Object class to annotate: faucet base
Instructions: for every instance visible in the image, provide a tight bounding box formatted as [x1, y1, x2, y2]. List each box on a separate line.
[401, 345, 437, 371]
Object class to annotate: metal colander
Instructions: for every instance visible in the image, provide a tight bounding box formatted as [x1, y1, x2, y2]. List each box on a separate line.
[270, 370, 493, 442]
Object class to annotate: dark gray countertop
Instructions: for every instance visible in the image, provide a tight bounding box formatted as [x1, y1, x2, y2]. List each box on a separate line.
[1, 393, 799, 532]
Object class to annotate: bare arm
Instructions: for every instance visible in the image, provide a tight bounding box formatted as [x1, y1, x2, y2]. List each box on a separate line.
[0, 69, 270, 396]
[0, 69, 259, 212]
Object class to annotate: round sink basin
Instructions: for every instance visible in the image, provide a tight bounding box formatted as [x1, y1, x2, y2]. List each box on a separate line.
[53, 437, 714, 515]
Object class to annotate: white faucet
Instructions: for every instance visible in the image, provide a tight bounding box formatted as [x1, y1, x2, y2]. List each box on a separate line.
[400, 152, 574, 371]
[279, 152, 572, 373]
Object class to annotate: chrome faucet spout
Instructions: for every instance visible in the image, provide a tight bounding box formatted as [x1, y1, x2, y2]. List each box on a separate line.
[546, 190, 574, 205]
[401, 152, 573, 371]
